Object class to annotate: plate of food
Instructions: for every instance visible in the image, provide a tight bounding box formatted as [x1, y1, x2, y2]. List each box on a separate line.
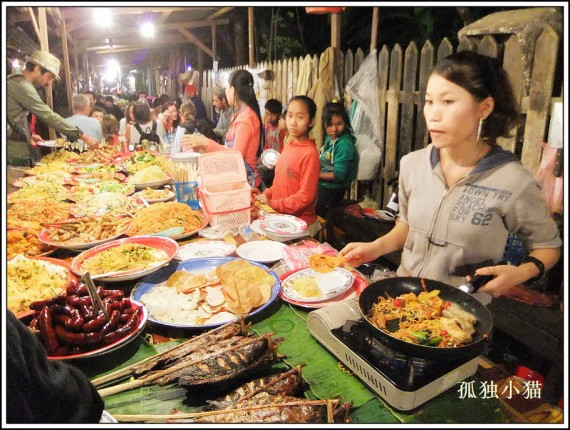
[7, 228, 58, 259]
[67, 180, 136, 196]
[127, 165, 173, 190]
[38, 215, 130, 250]
[131, 257, 280, 330]
[279, 268, 369, 309]
[8, 255, 78, 319]
[11, 173, 67, 188]
[64, 172, 126, 185]
[38, 138, 66, 148]
[236, 240, 287, 263]
[133, 187, 176, 203]
[258, 214, 308, 235]
[26, 284, 147, 360]
[174, 240, 237, 261]
[69, 192, 147, 218]
[125, 202, 207, 240]
[71, 163, 121, 174]
[280, 267, 354, 304]
[70, 236, 179, 282]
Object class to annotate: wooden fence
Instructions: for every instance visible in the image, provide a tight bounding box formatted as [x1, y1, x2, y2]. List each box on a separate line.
[201, 29, 561, 206]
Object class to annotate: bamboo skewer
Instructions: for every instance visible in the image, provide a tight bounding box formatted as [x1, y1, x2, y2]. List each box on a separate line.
[97, 332, 276, 397]
[91, 320, 247, 387]
[113, 399, 340, 423]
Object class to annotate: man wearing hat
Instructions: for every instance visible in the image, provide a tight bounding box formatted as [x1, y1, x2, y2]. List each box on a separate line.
[7, 50, 99, 166]
[184, 84, 207, 121]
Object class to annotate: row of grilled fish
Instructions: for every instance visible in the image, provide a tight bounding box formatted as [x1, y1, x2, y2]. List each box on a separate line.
[105, 320, 352, 423]
[167, 366, 352, 423]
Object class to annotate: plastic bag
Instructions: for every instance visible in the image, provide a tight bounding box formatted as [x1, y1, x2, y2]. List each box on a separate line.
[535, 142, 563, 215]
[345, 50, 382, 180]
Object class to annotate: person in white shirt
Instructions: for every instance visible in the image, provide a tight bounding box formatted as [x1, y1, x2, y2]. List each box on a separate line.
[65, 94, 103, 145]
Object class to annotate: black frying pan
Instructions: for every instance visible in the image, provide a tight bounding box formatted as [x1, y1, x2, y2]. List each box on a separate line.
[358, 276, 493, 360]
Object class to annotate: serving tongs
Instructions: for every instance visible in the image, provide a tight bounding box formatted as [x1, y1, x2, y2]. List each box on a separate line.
[82, 271, 110, 321]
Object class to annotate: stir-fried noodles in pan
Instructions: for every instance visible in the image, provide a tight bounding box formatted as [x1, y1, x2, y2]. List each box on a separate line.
[368, 289, 477, 348]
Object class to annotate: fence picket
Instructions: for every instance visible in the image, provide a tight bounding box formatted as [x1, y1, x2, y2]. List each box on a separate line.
[277, 60, 284, 102]
[383, 44, 403, 205]
[500, 34, 525, 154]
[354, 48, 365, 74]
[292, 56, 299, 97]
[437, 37, 454, 61]
[415, 40, 434, 150]
[522, 26, 559, 173]
[399, 42, 418, 160]
[478, 34, 501, 58]
[373, 45, 389, 203]
[286, 58, 294, 103]
[457, 36, 478, 52]
[271, 60, 278, 99]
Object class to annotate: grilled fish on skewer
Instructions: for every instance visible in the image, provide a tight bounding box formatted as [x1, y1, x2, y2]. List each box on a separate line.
[205, 366, 304, 411]
[97, 334, 281, 397]
[91, 320, 246, 388]
[145, 335, 248, 375]
[155, 322, 246, 369]
[193, 396, 352, 423]
[177, 335, 280, 386]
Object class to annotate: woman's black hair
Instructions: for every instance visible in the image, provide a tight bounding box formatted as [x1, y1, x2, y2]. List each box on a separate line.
[228, 69, 263, 153]
[288, 95, 317, 118]
[322, 100, 354, 135]
[432, 50, 519, 145]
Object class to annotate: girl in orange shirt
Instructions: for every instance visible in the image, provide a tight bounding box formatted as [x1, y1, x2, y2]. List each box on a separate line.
[254, 96, 321, 233]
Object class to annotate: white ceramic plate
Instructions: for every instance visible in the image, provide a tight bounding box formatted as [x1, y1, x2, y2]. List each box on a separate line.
[236, 240, 287, 263]
[261, 149, 280, 167]
[281, 267, 354, 303]
[258, 214, 308, 235]
[38, 140, 64, 148]
[129, 178, 173, 190]
[175, 240, 237, 261]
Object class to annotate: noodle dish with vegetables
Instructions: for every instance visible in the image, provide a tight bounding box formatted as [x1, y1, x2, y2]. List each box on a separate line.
[368, 290, 478, 348]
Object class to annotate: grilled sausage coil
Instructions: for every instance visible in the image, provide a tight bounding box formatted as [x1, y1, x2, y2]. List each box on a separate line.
[28, 286, 141, 356]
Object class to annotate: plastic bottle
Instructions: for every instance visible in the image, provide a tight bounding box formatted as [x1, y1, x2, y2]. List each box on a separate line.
[238, 224, 259, 242]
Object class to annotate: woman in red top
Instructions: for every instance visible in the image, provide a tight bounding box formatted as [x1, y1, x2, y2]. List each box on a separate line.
[181, 69, 263, 187]
[254, 96, 321, 233]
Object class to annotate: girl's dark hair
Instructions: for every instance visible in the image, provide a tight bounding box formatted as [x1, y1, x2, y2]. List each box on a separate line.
[133, 101, 151, 123]
[322, 100, 354, 135]
[228, 69, 263, 152]
[289, 95, 317, 121]
[101, 114, 119, 141]
[280, 110, 287, 119]
[432, 50, 519, 145]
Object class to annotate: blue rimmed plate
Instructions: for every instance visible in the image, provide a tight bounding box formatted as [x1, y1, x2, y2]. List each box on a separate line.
[130, 256, 281, 331]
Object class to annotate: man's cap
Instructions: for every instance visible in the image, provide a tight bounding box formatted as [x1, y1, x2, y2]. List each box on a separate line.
[25, 50, 61, 81]
[185, 84, 197, 96]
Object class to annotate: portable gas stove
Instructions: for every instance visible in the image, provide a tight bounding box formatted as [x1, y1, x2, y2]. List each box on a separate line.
[307, 297, 480, 411]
